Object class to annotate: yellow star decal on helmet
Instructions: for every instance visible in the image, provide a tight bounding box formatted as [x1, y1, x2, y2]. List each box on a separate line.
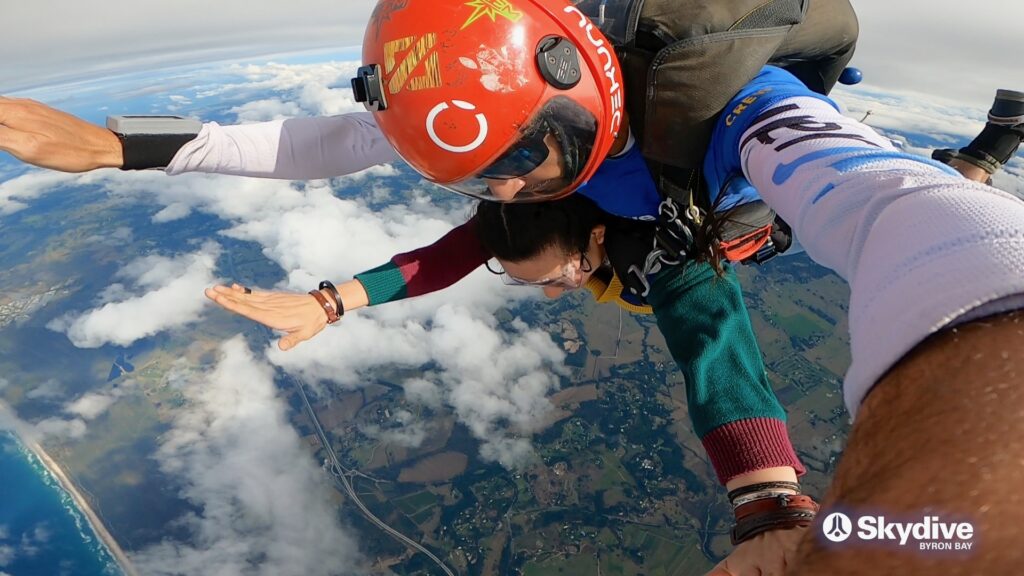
[461, 0, 524, 30]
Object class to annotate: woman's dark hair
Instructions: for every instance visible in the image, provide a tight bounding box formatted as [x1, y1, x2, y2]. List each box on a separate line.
[474, 194, 607, 262]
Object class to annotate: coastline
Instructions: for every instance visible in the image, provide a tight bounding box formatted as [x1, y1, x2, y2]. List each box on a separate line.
[0, 400, 140, 576]
[25, 438, 141, 576]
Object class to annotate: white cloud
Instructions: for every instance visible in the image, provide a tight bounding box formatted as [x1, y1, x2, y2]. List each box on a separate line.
[0, 170, 85, 216]
[832, 86, 987, 144]
[131, 336, 363, 576]
[47, 243, 221, 348]
[25, 379, 64, 400]
[34, 416, 87, 440]
[30, 524, 50, 544]
[830, 87, 1024, 198]
[361, 410, 429, 449]
[229, 98, 305, 123]
[402, 378, 443, 409]
[425, 310, 566, 468]
[218, 61, 367, 118]
[271, 305, 566, 468]
[65, 392, 117, 421]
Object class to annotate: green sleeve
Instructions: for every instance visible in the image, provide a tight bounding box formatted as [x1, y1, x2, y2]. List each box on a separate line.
[646, 261, 786, 436]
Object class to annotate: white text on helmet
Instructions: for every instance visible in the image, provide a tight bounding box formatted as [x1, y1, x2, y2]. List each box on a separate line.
[563, 5, 623, 136]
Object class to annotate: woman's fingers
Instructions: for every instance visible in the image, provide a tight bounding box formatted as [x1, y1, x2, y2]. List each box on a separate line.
[205, 285, 329, 337]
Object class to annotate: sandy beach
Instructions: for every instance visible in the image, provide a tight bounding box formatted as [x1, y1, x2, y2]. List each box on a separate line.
[24, 439, 141, 576]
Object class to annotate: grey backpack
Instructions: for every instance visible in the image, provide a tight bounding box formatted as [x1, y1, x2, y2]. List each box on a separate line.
[575, 0, 857, 170]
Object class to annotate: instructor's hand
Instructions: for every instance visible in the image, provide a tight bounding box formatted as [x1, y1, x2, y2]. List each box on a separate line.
[705, 526, 807, 576]
[205, 283, 330, 351]
[0, 97, 124, 172]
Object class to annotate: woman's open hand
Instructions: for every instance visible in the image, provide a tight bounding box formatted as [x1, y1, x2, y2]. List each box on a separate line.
[205, 283, 330, 350]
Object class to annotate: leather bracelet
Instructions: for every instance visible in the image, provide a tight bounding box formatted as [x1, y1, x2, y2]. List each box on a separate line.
[734, 494, 817, 519]
[727, 481, 801, 503]
[308, 289, 340, 324]
[732, 509, 818, 545]
[318, 280, 344, 317]
[731, 494, 819, 545]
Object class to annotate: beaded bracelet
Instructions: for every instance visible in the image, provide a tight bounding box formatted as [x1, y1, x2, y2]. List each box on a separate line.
[727, 481, 801, 504]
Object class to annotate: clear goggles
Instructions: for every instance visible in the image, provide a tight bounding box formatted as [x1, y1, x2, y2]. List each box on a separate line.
[440, 97, 598, 202]
[486, 253, 593, 289]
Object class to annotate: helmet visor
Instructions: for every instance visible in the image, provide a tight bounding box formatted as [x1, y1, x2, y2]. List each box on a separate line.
[441, 96, 598, 203]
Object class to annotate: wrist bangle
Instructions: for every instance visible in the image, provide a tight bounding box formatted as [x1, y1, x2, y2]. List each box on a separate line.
[308, 289, 340, 324]
[727, 481, 801, 503]
[318, 280, 344, 317]
[731, 489, 800, 508]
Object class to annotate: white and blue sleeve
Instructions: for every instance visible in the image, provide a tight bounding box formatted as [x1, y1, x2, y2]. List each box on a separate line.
[708, 69, 1024, 416]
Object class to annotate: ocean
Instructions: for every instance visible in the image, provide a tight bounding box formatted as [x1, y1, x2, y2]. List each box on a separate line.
[0, 433, 122, 576]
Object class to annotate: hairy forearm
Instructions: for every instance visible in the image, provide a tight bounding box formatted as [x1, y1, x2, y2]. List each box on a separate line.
[791, 311, 1024, 574]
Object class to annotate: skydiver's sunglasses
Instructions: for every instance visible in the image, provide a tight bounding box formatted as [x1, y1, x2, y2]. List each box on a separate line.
[486, 253, 593, 289]
[478, 120, 552, 180]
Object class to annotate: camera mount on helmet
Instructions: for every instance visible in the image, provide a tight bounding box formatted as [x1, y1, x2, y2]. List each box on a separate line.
[351, 64, 388, 112]
[536, 36, 582, 91]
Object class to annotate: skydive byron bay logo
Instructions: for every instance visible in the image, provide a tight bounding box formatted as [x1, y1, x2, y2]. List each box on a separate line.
[821, 510, 975, 551]
[823, 512, 852, 542]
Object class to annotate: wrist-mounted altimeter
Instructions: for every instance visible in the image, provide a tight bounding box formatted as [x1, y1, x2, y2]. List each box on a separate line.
[106, 115, 202, 170]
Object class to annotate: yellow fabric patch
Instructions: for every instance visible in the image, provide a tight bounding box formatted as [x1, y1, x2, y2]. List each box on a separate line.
[584, 274, 653, 315]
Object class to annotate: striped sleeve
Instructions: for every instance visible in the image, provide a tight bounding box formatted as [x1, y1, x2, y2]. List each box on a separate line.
[355, 218, 491, 305]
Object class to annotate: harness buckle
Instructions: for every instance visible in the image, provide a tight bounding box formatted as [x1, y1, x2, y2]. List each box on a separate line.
[625, 199, 698, 299]
[626, 246, 667, 299]
[746, 238, 779, 265]
[654, 199, 696, 262]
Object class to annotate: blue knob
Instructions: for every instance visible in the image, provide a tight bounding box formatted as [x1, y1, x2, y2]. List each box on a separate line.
[839, 67, 863, 85]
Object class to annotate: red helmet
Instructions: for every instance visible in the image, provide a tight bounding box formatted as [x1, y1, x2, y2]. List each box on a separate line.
[354, 0, 625, 202]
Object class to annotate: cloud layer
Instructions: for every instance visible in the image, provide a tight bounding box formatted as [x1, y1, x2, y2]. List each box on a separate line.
[47, 243, 221, 348]
[131, 337, 363, 576]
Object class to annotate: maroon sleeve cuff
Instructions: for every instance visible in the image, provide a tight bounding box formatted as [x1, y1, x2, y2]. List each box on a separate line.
[391, 218, 490, 298]
[701, 417, 806, 485]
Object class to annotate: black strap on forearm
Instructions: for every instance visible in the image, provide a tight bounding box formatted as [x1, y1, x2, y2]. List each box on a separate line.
[959, 122, 1024, 170]
[116, 132, 198, 170]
